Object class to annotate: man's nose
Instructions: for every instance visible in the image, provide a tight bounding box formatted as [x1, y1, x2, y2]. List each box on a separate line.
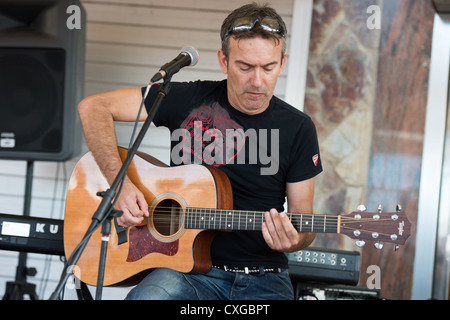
[250, 68, 263, 87]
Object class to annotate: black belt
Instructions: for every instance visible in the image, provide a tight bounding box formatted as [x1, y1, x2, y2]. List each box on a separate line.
[212, 265, 283, 274]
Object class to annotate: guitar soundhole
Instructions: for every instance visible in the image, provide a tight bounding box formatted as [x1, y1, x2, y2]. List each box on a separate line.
[153, 199, 182, 236]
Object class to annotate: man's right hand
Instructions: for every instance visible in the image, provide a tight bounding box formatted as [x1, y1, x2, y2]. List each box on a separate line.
[114, 178, 149, 228]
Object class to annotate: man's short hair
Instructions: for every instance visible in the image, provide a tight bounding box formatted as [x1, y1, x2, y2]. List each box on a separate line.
[220, 2, 287, 60]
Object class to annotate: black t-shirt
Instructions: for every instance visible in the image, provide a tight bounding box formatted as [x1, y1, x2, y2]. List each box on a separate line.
[143, 80, 322, 268]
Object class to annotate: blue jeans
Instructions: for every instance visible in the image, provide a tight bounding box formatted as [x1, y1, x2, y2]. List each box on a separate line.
[125, 267, 294, 300]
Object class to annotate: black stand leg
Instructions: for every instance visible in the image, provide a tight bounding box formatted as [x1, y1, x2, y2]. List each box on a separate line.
[3, 261, 38, 300]
[76, 282, 93, 300]
[2, 161, 38, 300]
[95, 210, 122, 300]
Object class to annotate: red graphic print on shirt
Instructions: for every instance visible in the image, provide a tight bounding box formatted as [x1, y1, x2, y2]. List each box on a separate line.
[179, 102, 245, 166]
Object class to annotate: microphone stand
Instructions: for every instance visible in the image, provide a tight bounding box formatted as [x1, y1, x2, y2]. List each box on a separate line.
[49, 78, 172, 300]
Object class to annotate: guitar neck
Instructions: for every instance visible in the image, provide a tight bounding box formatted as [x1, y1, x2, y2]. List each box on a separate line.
[185, 207, 339, 234]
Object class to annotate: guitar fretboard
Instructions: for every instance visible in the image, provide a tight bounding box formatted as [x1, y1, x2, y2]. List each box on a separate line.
[185, 207, 339, 234]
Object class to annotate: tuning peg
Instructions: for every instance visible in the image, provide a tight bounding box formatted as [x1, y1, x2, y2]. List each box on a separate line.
[374, 242, 384, 250]
[377, 204, 383, 213]
[356, 240, 366, 247]
[394, 245, 399, 251]
[357, 204, 366, 212]
[396, 204, 402, 212]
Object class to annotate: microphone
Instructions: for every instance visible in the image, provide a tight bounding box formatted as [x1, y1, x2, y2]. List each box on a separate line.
[150, 46, 199, 82]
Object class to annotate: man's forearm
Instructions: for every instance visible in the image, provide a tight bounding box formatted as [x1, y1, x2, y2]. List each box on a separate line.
[291, 232, 316, 252]
[78, 96, 124, 185]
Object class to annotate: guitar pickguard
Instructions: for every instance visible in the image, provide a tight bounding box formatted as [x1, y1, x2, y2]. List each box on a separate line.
[126, 225, 179, 262]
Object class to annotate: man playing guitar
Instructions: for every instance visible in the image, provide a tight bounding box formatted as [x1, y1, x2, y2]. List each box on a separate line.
[77, 3, 322, 300]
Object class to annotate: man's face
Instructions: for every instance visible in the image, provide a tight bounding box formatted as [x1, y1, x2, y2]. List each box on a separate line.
[218, 36, 287, 115]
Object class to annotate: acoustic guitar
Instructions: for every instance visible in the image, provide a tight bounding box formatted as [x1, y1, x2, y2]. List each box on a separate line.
[63, 148, 411, 286]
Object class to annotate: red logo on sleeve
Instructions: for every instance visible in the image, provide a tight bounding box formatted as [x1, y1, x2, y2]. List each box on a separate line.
[312, 154, 319, 166]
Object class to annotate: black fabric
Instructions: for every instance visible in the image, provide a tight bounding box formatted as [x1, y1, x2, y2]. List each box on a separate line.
[143, 80, 322, 268]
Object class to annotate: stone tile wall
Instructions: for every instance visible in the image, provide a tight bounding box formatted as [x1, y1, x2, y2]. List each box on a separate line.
[305, 0, 435, 299]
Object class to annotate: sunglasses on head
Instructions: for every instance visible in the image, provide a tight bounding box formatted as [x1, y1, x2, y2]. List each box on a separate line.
[222, 17, 285, 40]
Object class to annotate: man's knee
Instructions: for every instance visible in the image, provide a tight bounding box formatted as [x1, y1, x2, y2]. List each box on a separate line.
[125, 268, 196, 300]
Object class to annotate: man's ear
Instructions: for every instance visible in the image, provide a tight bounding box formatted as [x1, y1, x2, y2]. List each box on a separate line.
[217, 49, 228, 74]
[279, 52, 287, 75]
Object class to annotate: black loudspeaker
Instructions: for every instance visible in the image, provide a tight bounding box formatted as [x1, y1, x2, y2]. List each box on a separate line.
[0, 0, 85, 161]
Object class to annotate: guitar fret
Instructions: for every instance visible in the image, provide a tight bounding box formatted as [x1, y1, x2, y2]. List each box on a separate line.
[202, 208, 206, 229]
[300, 215, 312, 232]
[201, 208, 204, 228]
[186, 207, 189, 228]
[245, 211, 248, 230]
[192, 207, 196, 229]
[214, 211, 220, 229]
[204, 208, 207, 229]
[289, 212, 295, 228]
[188, 207, 191, 228]
[238, 211, 241, 230]
[208, 208, 211, 229]
[205, 209, 212, 229]
[197, 208, 200, 229]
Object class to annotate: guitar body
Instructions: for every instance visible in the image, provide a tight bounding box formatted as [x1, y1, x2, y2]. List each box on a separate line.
[64, 148, 233, 286]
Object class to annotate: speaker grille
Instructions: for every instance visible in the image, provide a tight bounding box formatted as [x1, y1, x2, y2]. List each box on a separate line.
[0, 47, 65, 153]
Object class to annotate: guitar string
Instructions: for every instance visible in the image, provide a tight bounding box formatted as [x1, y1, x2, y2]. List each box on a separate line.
[137, 207, 400, 236]
[150, 205, 401, 214]
[148, 215, 394, 225]
[148, 207, 398, 225]
[148, 206, 399, 224]
[148, 206, 400, 217]
[135, 218, 397, 238]
[129, 218, 400, 239]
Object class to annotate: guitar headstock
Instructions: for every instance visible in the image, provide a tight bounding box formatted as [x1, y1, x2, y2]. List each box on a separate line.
[339, 205, 411, 250]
